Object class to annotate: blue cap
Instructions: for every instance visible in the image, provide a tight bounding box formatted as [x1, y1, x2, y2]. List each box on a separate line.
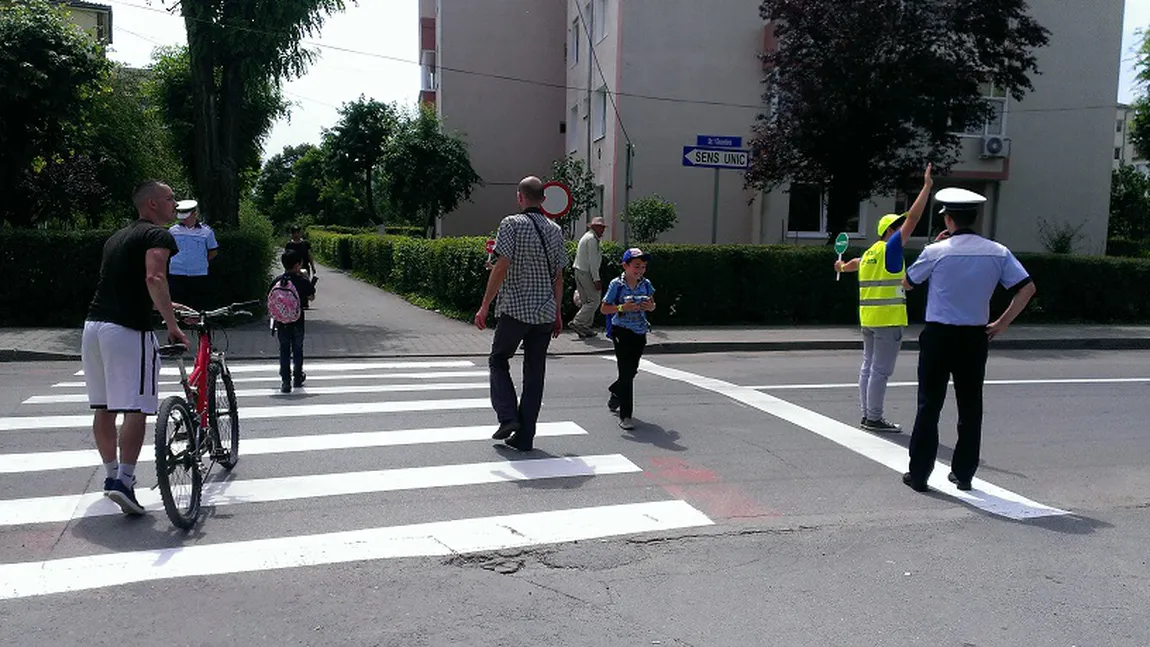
[622, 247, 651, 263]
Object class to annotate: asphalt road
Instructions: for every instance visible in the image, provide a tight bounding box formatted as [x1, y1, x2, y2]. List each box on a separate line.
[1, 349, 1147, 646]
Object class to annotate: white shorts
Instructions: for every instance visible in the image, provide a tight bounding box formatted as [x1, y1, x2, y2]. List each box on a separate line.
[81, 321, 161, 415]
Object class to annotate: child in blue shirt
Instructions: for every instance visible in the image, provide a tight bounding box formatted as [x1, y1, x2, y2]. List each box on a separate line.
[600, 248, 656, 430]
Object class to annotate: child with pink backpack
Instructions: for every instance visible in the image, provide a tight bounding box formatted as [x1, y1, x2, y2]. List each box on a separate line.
[267, 250, 316, 393]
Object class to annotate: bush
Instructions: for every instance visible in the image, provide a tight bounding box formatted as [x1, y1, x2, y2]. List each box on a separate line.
[622, 195, 678, 244]
[0, 227, 274, 327]
[310, 230, 1150, 326]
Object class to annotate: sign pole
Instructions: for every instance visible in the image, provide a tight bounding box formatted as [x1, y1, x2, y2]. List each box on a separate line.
[711, 168, 719, 244]
[833, 232, 850, 282]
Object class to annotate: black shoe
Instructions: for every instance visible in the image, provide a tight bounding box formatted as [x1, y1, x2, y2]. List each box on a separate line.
[862, 418, 902, 433]
[607, 393, 620, 412]
[491, 421, 520, 440]
[948, 472, 973, 491]
[860, 416, 867, 427]
[902, 472, 929, 492]
[280, 380, 291, 394]
[503, 434, 533, 452]
[293, 372, 307, 388]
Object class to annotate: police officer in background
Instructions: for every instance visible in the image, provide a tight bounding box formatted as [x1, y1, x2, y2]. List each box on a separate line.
[900, 188, 1037, 493]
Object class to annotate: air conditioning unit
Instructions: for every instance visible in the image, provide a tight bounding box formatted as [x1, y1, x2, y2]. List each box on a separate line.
[981, 135, 1011, 158]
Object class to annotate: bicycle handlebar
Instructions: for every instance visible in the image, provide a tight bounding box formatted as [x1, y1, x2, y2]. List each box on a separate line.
[174, 300, 261, 324]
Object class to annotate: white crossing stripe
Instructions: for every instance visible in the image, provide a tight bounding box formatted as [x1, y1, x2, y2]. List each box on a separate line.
[747, 377, 1150, 390]
[52, 370, 490, 389]
[0, 422, 588, 474]
[0, 454, 641, 526]
[0, 500, 713, 600]
[73, 359, 476, 377]
[634, 358, 1070, 521]
[0, 398, 491, 432]
[25, 381, 489, 405]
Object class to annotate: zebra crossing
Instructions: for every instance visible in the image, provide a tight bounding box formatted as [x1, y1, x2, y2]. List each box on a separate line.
[0, 358, 713, 601]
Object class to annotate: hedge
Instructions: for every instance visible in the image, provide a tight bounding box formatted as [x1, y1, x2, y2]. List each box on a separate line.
[0, 228, 274, 327]
[308, 229, 1150, 325]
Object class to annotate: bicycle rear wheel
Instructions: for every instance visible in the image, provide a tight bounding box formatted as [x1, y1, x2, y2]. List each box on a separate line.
[154, 396, 202, 530]
[208, 361, 240, 469]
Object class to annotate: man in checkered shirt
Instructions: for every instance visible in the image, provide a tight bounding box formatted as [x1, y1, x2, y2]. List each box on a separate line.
[474, 176, 568, 451]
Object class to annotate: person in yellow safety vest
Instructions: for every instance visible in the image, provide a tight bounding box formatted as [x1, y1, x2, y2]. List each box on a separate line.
[834, 164, 933, 432]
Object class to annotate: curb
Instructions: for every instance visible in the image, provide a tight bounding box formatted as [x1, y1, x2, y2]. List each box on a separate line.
[5, 337, 1150, 363]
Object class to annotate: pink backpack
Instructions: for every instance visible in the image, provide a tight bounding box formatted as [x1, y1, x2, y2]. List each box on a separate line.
[267, 275, 301, 324]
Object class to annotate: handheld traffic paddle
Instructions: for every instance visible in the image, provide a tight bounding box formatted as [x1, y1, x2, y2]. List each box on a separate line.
[834, 232, 849, 282]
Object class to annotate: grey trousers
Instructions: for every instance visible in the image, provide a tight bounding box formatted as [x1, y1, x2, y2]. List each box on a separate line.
[572, 269, 600, 330]
[859, 326, 903, 420]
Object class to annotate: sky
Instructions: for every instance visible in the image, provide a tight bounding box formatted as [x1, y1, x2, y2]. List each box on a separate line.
[100, 0, 1148, 161]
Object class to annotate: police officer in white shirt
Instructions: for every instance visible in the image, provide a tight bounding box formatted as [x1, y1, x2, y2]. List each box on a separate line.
[900, 188, 1037, 493]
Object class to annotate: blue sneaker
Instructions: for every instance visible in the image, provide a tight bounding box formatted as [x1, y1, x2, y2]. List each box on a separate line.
[105, 478, 145, 516]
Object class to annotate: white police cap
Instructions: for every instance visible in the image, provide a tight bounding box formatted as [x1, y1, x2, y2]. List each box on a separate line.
[176, 199, 198, 213]
[935, 187, 986, 214]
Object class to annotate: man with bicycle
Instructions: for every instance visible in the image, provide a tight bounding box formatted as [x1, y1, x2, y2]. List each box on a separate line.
[83, 180, 189, 515]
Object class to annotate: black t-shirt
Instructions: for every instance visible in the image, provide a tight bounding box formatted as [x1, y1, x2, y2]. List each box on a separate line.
[87, 220, 180, 331]
[285, 240, 312, 265]
[268, 272, 316, 324]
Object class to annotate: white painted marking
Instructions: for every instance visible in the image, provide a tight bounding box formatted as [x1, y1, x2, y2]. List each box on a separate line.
[0, 454, 640, 526]
[73, 359, 476, 377]
[633, 358, 1070, 520]
[0, 422, 588, 474]
[25, 381, 489, 405]
[0, 398, 491, 432]
[53, 370, 489, 389]
[0, 500, 712, 600]
[747, 377, 1150, 390]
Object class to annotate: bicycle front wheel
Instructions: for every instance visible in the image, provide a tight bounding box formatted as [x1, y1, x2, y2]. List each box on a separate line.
[208, 361, 240, 470]
[154, 396, 202, 530]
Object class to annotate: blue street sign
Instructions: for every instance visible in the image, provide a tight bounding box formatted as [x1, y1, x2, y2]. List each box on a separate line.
[682, 146, 750, 170]
[696, 135, 743, 149]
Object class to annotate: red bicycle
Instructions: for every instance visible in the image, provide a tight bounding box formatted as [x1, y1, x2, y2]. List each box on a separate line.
[154, 300, 259, 529]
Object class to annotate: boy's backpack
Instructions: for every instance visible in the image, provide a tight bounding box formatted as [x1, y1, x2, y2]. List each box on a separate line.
[267, 274, 301, 324]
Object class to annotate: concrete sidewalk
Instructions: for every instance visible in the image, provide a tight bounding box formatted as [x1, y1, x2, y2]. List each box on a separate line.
[4, 263, 1150, 361]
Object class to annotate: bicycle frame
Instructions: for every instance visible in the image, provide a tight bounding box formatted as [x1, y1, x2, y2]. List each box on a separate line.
[172, 320, 216, 430]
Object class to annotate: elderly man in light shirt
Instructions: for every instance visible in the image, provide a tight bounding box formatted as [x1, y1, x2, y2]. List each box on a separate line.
[570, 216, 607, 338]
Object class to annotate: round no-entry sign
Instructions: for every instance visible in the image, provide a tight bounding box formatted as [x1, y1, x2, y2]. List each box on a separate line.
[541, 181, 572, 218]
[833, 232, 850, 255]
[485, 239, 495, 254]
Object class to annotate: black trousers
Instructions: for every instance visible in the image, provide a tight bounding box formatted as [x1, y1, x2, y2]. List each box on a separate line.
[488, 315, 553, 445]
[610, 327, 647, 419]
[908, 323, 989, 483]
[277, 321, 305, 382]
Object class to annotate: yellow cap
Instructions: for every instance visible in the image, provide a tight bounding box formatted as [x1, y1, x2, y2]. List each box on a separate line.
[877, 213, 905, 238]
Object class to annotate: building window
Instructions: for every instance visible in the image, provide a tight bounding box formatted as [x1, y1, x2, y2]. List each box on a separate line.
[960, 81, 1008, 137]
[594, 0, 607, 41]
[787, 184, 865, 236]
[568, 104, 579, 152]
[594, 185, 605, 219]
[593, 86, 607, 140]
[585, 1, 594, 40]
[571, 19, 580, 65]
[1116, 147, 1122, 161]
[1117, 119, 1124, 133]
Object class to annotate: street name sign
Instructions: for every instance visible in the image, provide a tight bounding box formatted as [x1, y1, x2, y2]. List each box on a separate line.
[682, 147, 750, 170]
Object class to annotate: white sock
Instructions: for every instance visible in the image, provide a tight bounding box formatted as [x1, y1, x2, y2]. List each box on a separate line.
[103, 461, 118, 479]
[117, 463, 136, 486]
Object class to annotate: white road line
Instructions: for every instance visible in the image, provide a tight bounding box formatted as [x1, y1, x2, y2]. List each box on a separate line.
[0, 500, 712, 600]
[747, 377, 1150, 390]
[25, 382, 489, 405]
[0, 398, 492, 432]
[52, 370, 490, 389]
[73, 360, 476, 377]
[0, 454, 641, 526]
[0, 422, 588, 474]
[634, 358, 1069, 520]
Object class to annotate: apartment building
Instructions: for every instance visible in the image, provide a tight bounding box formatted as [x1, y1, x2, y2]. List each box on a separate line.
[424, 0, 1125, 254]
[1116, 103, 1149, 174]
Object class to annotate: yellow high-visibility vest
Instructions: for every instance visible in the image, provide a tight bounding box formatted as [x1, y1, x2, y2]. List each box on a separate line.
[858, 239, 907, 328]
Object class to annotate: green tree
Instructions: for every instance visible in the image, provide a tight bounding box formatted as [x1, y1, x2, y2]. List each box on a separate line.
[622, 195, 678, 244]
[323, 96, 398, 223]
[547, 155, 598, 237]
[747, 0, 1049, 242]
[1131, 29, 1150, 161]
[271, 142, 363, 228]
[1108, 165, 1150, 255]
[381, 105, 482, 238]
[0, 0, 110, 226]
[166, 0, 347, 228]
[148, 44, 288, 224]
[256, 143, 316, 228]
